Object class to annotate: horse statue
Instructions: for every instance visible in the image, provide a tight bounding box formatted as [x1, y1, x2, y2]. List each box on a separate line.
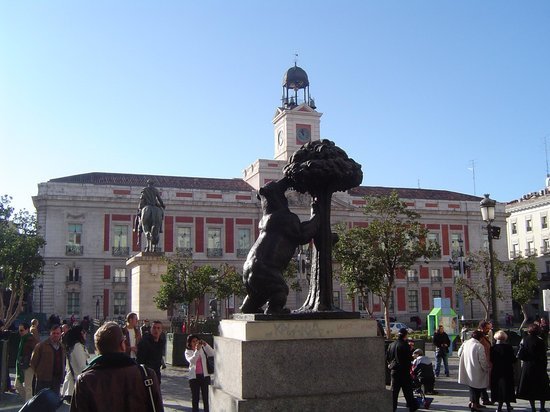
[138, 205, 164, 252]
[134, 180, 165, 253]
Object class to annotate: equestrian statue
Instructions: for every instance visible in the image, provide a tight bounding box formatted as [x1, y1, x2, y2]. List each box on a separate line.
[134, 179, 165, 252]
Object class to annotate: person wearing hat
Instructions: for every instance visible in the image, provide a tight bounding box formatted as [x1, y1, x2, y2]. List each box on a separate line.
[412, 348, 437, 395]
[387, 328, 419, 411]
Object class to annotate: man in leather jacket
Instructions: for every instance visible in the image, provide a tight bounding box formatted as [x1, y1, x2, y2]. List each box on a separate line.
[70, 321, 163, 412]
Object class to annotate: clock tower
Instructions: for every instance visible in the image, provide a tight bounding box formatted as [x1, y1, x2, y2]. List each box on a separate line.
[243, 64, 322, 191]
[273, 64, 322, 161]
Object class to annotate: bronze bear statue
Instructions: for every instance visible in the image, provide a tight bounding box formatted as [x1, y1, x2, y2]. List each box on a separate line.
[240, 177, 319, 314]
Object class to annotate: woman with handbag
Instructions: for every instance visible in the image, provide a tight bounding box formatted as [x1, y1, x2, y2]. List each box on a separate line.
[185, 334, 214, 412]
[516, 323, 550, 412]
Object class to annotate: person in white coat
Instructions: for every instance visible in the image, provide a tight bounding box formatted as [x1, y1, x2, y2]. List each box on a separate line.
[61, 325, 89, 402]
[185, 334, 214, 412]
[458, 330, 490, 411]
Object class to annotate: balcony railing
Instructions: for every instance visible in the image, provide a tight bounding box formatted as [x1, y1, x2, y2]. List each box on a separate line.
[66, 245, 84, 256]
[237, 248, 250, 258]
[407, 276, 419, 282]
[113, 277, 128, 283]
[112, 246, 130, 257]
[431, 276, 442, 282]
[66, 276, 81, 284]
[542, 245, 550, 255]
[510, 251, 522, 259]
[176, 247, 193, 257]
[207, 248, 223, 257]
[430, 250, 442, 259]
[525, 248, 537, 257]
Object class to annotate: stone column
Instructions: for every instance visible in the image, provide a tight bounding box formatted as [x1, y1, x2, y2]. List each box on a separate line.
[126, 252, 168, 322]
[210, 316, 392, 411]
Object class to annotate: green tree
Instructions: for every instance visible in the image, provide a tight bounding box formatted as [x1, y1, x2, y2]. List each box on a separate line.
[455, 249, 505, 322]
[334, 192, 439, 338]
[154, 253, 215, 327]
[333, 225, 374, 317]
[505, 257, 538, 330]
[214, 263, 246, 318]
[282, 258, 302, 293]
[0, 195, 45, 328]
[154, 253, 193, 315]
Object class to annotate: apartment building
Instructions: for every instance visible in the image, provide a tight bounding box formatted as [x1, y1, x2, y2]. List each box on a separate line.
[506, 178, 550, 319]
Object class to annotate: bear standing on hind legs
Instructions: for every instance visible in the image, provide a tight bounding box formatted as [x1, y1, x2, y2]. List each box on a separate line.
[240, 177, 319, 314]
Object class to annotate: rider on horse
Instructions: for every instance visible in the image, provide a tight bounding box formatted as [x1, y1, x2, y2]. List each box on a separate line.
[134, 180, 165, 244]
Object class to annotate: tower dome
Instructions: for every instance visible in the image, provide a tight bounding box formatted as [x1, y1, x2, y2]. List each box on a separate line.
[280, 64, 315, 109]
[282, 65, 309, 90]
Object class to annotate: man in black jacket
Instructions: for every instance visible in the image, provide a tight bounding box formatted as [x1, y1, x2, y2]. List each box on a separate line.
[433, 324, 451, 377]
[136, 320, 165, 383]
[387, 328, 418, 412]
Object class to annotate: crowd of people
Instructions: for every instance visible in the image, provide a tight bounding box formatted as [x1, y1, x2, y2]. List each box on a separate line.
[458, 319, 550, 412]
[387, 318, 550, 412]
[0, 312, 216, 412]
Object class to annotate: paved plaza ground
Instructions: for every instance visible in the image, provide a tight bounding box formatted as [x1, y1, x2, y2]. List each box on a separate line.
[0, 350, 542, 411]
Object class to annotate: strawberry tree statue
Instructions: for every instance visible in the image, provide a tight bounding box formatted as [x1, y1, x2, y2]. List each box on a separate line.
[283, 139, 362, 311]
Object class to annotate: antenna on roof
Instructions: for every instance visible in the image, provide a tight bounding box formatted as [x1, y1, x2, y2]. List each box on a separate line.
[545, 135, 549, 177]
[468, 160, 477, 195]
[294, 52, 298, 66]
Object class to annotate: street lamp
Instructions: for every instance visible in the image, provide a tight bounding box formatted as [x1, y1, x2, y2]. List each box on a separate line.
[448, 238, 470, 319]
[39, 283, 43, 314]
[480, 193, 498, 329]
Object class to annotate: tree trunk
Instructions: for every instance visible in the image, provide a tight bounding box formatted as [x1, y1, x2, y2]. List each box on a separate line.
[519, 304, 528, 332]
[299, 190, 334, 311]
[384, 301, 391, 339]
[360, 292, 374, 318]
[483, 303, 489, 321]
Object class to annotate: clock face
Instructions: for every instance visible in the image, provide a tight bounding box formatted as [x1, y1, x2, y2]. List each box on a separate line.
[277, 130, 284, 146]
[296, 125, 311, 144]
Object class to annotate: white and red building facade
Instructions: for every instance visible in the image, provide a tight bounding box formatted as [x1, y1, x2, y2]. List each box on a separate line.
[32, 66, 511, 325]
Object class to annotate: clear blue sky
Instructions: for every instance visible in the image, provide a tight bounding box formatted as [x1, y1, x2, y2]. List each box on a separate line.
[1, 1, 549, 213]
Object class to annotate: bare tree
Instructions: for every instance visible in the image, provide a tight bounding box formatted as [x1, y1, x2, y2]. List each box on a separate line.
[456, 249, 505, 321]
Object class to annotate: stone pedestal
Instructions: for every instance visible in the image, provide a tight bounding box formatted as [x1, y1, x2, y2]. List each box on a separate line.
[210, 317, 392, 411]
[126, 252, 168, 322]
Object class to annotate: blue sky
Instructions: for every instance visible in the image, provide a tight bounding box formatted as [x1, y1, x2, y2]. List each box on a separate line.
[1, 1, 549, 212]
